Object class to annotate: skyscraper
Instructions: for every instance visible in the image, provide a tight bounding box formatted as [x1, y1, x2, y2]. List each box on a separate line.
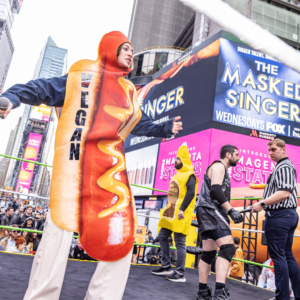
[0, 124, 18, 186]
[128, 0, 194, 53]
[8, 36, 67, 196]
[0, 0, 23, 92]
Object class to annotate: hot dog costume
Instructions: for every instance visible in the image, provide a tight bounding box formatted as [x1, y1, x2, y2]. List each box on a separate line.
[51, 31, 141, 262]
[2, 31, 175, 300]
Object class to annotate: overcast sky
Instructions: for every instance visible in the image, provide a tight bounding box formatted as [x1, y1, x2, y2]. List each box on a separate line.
[0, 0, 134, 157]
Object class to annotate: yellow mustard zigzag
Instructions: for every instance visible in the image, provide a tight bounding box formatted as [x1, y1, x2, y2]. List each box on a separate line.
[97, 77, 133, 219]
[97, 139, 130, 218]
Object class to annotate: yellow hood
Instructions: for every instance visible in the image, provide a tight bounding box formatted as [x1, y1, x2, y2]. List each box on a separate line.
[177, 142, 193, 173]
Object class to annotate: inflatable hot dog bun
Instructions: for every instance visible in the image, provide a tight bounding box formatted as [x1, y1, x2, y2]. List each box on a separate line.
[249, 183, 266, 189]
[50, 31, 142, 262]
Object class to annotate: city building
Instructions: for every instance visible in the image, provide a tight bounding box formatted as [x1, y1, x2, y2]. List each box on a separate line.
[0, 125, 17, 186]
[128, 0, 194, 53]
[0, 0, 23, 92]
[128, 46, 184, 79]
[178, 0, 300, 51]
[7, 36, 67, 196]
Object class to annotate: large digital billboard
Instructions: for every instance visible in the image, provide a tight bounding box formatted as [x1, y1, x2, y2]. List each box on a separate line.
[15, 133, 43, 193]
[125, 39, 220, 150]
[126, 32, 300, 200]
[30, 105, 52, 122]
[214, 38, 300, 140]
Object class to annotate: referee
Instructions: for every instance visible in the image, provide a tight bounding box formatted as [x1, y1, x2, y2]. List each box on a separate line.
[252, 139, 300, 300]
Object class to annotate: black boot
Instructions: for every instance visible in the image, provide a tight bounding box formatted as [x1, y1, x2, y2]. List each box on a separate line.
[196, 287, 212, 300]
[212, 288, 230, 300]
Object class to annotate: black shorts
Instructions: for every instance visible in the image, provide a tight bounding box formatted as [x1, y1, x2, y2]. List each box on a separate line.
[201, 224, 232, 241]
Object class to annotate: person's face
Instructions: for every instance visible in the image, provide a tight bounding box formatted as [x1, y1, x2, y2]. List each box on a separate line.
[18, 242, 26, 251]
[22, 231, 28, 238]
[27, 220, 33, 226]
[7, 208, 13, 217]
[32, 233, 37, 239]
[13, 198, 16, 202]
[44, 213, 47, 219]
[26, 207, 32, 215]
[11, 230, 19, 238]
[149, 233, 152, 238]
[19, 206, 24, 213]
[3, 197, 6, 201]
[117, 42, 133, 69]
[1, 209, 5, 214]
[268, 144, 286, 162]
[175, 157, 183, 170]
[228, 150, 239, 167]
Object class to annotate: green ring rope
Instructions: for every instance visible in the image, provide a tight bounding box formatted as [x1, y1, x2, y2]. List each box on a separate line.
[1, 153, 300, 200]
[0, 225, 274, 269]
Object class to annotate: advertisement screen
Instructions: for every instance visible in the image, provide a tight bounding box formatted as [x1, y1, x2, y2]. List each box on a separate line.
[30, 105, 52, 122]
[15, 133, 43, 193]
[125, 144, 159, 196]
[209, 129, 300, 200]
[125, 39, 220, 151]
[214, 38, 300, 140]
[153, 130, 212, 195]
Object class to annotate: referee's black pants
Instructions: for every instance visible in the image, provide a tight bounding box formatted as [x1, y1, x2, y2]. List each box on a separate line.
[265, 209, 300, 300]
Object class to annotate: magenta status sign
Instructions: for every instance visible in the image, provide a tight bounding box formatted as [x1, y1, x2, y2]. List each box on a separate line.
[153, 129, 300, 201]
[15, 133, 43, 194]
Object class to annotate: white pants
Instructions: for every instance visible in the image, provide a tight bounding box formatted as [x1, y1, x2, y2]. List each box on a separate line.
[24, 210, 132, 300]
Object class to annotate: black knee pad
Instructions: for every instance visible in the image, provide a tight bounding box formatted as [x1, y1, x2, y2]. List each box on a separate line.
[201, 250, 217, 265]
[219, 244, 236, 262]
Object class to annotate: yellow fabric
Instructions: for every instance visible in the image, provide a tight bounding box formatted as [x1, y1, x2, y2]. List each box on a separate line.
[229, 247, 245, 278]
[158, 143, 199, 235]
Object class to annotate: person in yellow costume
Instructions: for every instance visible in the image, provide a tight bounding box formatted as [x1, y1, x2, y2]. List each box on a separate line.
[152, 142, 198, 282]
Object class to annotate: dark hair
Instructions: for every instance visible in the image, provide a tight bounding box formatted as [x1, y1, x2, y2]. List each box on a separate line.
[220, 145, 238, 159]
[233, 237, 240, 245]
[6, 207, 13, 212]
[148, 231, 152, 234]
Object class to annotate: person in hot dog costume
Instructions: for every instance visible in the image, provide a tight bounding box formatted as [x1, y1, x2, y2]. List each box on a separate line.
[152, 142, 198, 282]
[0, 31, 183, 300]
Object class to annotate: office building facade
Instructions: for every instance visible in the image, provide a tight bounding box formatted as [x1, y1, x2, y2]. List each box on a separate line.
[190, 0, 300, 50]
[128, 0, 194, 53]
[8, 36, 67, 196]
[0, 0, 23, 92]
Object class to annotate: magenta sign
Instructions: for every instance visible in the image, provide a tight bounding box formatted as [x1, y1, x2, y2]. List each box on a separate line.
[154, 130, 212, 195]
[154, 129, 300, 201]
[15, 133, 43, 194]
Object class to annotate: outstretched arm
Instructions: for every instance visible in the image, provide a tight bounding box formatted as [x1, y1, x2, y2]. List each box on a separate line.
[131, 109, 183, 138]
[0, 75, 68, 118]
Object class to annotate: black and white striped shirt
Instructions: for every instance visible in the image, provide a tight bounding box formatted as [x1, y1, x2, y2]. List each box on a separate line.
[263, 157, 298, 210]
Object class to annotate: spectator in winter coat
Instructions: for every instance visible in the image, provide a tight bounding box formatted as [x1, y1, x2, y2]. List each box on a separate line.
[0, 224, 19, 251]
[17, 205, 34, 227]
[1, 207, 19, 226]
[6, 236, 29, 254]
[36, 212, 47, 231]
[228, 237, 244, 280]
[8, 198, 20, 212]
[22, 217, 34, 229]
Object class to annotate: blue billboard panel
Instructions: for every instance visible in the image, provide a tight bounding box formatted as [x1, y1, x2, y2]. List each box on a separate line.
[214, 38, 300, 140]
